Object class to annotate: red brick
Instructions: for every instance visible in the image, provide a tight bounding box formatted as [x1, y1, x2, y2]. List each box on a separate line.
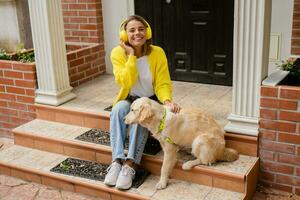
[259, 130, 277, 140]
[70, 73, 84, 82]
[0, 61, 12, 69]
[8, 102, 27, 111]
[70, 58, 84, 67]
[276, 174, 293, 185]
[0, 93, 16, 101]
[90, 45, 101, 53]
[0, 108, 18, 116]
[18, 111, 36, 120]
[78, 0, 97, 4]
[69, 4, 87, 10]
[81, 37, 99, 43]
[63, 11, 78, 17]
[67, 52, 77, 61]
[6, 86, 25, 95]
[261, 86, 278, 97]
[261, 161, 294, 174]
[85, 53, 98, 62]
[12, 63, 35, 72]
[260, 139, 295, 154]
[0, 115, 9, 123]
[23, 72, 36, 80]
[260, 181, 293, 193]
[296, 188, 300, 196]
[278, 133, 300, 145]
[80, 24, 97, 30]
[278, 99, 298, 110]
[78, 64, 91, 72]
[86, 67, 99, 76]
[280, 87, 300, 100]
[77, 48, 91, 58]
[259, 150, 275, 161]
[279, 111, 300, 122]
[261, 98, 298, 110]
[0, 100, 7, 107]
[65, 37, 80, 42]
[260, 171, 275, 182]
[0, 78, 14, 85]
[260, 120, 296, 132]
[27, 105, 35, 112]
[260, 109, 277, 120]
[69, 17, 88, 23]
[9, 116, 28, 125]
[87, 3, 101, 10]
[64, 24, 79, 29]
[278, 154, 300, 165]
[0, 122, 17, 129]
[4, 71, 23, 79]
[298, 147, 300, 156]
[72, 31, 89, 36]
[15, 80, 36, 88]
[0, 85, 4, 92]
[61, 3, 68, 9]
[297, 168, 300, 176]
[0, 70, 3, 77]
[61, 0, 77, 3]
[17, 96, 34, 104]
[25, 89, 35, 97]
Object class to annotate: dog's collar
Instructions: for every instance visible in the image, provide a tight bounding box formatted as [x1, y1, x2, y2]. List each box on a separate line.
[158, 108, 177, 145]
[158, 108, 166, 132]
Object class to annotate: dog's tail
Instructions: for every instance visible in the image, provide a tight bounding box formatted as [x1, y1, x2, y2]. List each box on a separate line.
[221, 148, 239, 162]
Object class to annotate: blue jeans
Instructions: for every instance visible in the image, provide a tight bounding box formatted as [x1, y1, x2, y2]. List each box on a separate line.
[110, 100, 149, 164]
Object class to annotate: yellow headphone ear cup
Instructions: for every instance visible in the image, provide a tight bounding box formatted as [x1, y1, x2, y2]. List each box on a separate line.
[119, 30, 128, 42]
[146, 26, 152, 40]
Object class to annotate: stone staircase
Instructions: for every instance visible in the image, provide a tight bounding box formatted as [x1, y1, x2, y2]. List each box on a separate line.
[0, 75, 259, 199]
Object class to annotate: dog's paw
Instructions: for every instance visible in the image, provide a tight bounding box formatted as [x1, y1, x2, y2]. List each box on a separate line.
[156, 181, 167, 190]
[182, 162, 192, 170]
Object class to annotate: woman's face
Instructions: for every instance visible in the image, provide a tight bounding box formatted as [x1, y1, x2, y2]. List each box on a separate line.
[126, 20, 147, 48]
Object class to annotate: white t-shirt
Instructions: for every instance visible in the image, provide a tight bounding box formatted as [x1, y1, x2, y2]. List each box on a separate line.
[130, 56, 154, 97]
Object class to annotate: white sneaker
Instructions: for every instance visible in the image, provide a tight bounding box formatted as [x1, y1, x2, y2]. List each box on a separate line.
[104, 162, 122, 186]
[115, 164, 136, 190]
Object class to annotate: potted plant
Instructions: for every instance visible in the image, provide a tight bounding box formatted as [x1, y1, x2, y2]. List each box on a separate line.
[277, 57, 300, 86]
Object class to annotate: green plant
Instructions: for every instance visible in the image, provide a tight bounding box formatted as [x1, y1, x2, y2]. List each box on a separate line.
[277, 58, 300, 78]
[16, 43, 35, 63]
[0, 48, 12, 60]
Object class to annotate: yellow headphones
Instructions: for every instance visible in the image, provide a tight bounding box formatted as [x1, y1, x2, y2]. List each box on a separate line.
[119, 17, 152, 42]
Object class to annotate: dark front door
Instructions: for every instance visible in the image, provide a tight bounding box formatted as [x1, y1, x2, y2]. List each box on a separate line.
[134, 0, 234, 86]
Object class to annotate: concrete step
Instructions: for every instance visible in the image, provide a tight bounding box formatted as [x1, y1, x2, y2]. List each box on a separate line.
[13, 119, 259, 199]
[35, 103, 258, 157]
[0, 145, 245, 200]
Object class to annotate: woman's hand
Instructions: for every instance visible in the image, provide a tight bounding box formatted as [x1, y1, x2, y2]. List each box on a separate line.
[164, 100, 181, 113]
[119, 41, 134, 55]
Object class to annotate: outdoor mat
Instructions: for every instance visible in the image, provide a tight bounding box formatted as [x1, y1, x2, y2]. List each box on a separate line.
[75, 129, 162, 155]
[50, 157, 150, 188]
[104, 105, 113, 112]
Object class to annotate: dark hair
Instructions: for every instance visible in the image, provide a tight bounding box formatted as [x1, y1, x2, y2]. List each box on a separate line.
[123, 15, 152, 55]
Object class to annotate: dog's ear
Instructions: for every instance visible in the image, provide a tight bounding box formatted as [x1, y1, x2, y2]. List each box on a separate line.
[139, 103, 154, 122]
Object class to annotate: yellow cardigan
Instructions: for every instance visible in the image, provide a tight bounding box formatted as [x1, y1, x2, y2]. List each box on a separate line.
[111, 45, 172, 106]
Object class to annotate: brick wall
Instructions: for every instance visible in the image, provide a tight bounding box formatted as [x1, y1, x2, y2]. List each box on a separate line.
[62, 0, 104, 44]
[0, 60, 37, 138]
[66, 43, 105, 87]
[259, 85, 300, 194]
[292, 0, 300, 55]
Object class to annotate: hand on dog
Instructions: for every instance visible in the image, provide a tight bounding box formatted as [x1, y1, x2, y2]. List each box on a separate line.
[164, 100, 181, 113]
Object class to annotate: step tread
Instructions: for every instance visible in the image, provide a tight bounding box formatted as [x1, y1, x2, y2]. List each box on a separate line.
[14, 119, 258, 177]
[0, 145, 244, 200]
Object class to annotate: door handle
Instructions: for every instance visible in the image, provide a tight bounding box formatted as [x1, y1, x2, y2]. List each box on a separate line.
[166, 0, 171, 4]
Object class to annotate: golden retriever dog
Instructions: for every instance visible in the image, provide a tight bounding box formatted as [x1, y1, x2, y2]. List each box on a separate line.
[124, 97, 239, 190]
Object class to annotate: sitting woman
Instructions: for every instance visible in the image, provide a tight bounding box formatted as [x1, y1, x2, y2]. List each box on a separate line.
[104, 15, 180, 190]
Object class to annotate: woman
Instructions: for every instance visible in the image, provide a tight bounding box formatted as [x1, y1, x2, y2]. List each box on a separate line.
[104, 15, 180, 190]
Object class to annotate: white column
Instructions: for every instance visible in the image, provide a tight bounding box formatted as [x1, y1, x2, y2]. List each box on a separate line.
[28, 0, 76, 106]
[224, 0, 271, 136]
